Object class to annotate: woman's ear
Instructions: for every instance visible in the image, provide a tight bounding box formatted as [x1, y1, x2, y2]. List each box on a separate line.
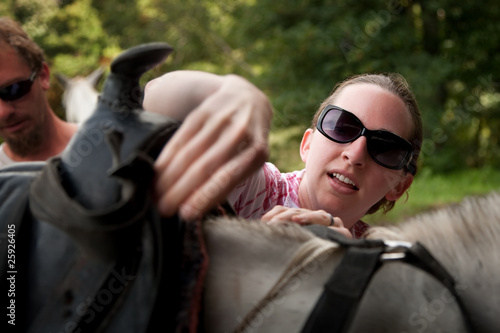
[385, 173, 413, 201]
[300, 128, 314, 163]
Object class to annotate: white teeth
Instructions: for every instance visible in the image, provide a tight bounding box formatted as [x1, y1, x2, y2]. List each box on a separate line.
[332, 173, 355, 186]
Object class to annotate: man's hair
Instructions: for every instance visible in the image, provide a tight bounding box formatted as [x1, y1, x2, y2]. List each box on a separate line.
[311, 73, 423, 215]
[0, 17, 45, 72]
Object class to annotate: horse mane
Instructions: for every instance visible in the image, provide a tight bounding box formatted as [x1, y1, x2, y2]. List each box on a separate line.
[367, 190, 500, 276]
[205, 217, 318, 244]
[207, 191, 500, 277]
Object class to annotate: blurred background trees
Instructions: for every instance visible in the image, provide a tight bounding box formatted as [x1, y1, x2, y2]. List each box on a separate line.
[1, 0, 499, 175]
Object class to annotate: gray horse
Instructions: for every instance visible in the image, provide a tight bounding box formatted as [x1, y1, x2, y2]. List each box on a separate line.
[203, 191, 500, 332]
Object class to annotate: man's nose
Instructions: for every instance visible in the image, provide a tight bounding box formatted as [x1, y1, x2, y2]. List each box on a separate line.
[0, 100, 15, 120]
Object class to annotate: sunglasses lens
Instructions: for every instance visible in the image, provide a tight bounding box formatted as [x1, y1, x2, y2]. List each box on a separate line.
[369, 133, 410, 169]
[0, 79, 33, 101]
[319, 105, 413, 170]
[321, 108, 362, 142]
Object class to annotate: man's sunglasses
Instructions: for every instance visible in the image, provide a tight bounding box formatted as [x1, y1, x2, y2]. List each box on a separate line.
[0, 71, 37, 102]
[316, 105, 415, 174]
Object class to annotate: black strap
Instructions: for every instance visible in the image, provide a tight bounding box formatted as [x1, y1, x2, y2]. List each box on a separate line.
[404, 243, 476, 333]
[300, 245, 384, 333]
[301, 226, 475, 333]
[404, 243, 456, 295]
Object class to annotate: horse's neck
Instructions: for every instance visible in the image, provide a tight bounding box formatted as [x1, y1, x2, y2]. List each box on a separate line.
[367, 192, 500, 332]
[202, 219, 342, 333]
[349, 260, 471, 333]
[371, 194, 500, 276]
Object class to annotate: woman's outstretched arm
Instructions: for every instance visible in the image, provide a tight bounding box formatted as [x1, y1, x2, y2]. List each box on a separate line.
[143, 70, 273, 220]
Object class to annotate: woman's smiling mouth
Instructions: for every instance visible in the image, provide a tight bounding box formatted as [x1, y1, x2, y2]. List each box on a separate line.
[329, 172, 359, 190]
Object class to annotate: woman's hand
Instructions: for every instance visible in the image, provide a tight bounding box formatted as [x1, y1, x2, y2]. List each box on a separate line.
[143, 71, 273, 220]
[261, 205, 353, 238]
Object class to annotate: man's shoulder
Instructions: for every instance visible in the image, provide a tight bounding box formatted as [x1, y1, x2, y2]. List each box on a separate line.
[0, 162, 46, 195]
[0, 161, 46, 175]
[0, 142, 15, 167]
[0, 162, 45, 231]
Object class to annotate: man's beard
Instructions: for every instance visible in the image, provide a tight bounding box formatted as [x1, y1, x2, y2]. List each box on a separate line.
[4, 124, 44, 157]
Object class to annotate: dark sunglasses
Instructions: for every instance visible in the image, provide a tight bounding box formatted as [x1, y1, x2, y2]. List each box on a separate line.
[0, 71, 37, 102]
[316, 105, 415, 173]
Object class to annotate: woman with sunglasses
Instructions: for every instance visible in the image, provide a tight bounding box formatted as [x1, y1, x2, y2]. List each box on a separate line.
[0, 17, 78, 167]
[145, 71, 422, 238]
[257, 74, 422, 238]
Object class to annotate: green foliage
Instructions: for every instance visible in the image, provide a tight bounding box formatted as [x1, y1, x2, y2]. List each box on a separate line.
[269, 125, 306, 172]
[0, 0, 58, 31]
[363, 166, 500, 225]
[224, 0, 500, 173]
[1, 0, 499, 174]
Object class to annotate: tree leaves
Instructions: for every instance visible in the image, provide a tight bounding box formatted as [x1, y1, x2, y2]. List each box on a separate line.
[2, 0, 499, 172]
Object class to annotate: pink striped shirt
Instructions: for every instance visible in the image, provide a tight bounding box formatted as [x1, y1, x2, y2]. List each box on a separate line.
[228, 162, 369, 238]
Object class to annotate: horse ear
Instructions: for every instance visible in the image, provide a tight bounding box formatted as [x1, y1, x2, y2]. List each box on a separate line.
[54, 73, 70, 88]
[86, 67, 105, 87]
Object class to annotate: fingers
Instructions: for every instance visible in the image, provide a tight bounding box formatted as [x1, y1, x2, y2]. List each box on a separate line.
[261, 206, 292, 223]
[153, 75, 272, 219]
[291, 210, 336, 227]
[178, 142, 267, 219]
[263, 207, 332, 226]
[327, 216, 345, 228]
[154, 112, 267, 218]
[154, 107, 231, 212]
[262, 207, 353, 238]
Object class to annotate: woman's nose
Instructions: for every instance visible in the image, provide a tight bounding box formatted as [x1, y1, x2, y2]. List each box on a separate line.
[341, 136, 369, 168]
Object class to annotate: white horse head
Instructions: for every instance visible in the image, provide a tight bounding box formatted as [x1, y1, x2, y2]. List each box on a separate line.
[55, 68, 104, 124]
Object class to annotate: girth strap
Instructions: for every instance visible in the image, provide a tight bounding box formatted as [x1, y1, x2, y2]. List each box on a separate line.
[300, 245, 384, 333]
[234, 236, 338, 332]
[405, 242, 475, 333]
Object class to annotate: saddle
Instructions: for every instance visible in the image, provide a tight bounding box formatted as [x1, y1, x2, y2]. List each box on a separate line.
[0, 43, 208, 333]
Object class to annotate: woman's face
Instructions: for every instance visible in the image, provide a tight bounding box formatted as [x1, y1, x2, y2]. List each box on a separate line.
[298, 83, 414, 228]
